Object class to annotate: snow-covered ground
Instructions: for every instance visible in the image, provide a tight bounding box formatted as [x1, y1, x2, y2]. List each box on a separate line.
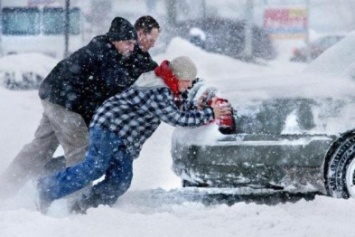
[1, 37, 355, 237]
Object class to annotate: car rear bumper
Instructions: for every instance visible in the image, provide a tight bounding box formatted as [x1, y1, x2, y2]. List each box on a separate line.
[172, 133, 336, 194]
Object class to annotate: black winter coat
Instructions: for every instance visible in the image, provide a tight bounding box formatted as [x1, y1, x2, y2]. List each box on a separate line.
[39, 35, 155, 126]
[123, 44, 158, 80]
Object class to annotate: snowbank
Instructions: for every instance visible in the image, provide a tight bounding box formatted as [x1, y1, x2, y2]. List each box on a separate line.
[0, 53, 58, 89]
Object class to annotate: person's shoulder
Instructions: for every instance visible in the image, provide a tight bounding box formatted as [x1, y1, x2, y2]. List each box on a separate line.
[135, 47, 156, 66]
[133, 45, 151, 57]
[84, 35, 119, 61]
[87, 35, 112, 49]
[91, 34, 109, 43]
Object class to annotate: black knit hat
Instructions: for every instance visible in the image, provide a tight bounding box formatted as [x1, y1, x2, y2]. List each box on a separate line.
[107, 17, 137, 41]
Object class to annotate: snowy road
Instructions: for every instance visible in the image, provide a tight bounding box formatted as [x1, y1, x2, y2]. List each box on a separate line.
[2, 38, 355, 237]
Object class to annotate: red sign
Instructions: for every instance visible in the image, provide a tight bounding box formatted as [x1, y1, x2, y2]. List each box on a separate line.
[264, 8, 307, 37]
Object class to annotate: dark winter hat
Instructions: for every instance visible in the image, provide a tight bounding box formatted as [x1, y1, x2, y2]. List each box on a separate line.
[107, 17, 137, 41]
[169, 56, 197, 81]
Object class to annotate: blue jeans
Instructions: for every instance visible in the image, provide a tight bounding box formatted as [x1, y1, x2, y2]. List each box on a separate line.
[39, 126, 133, 207]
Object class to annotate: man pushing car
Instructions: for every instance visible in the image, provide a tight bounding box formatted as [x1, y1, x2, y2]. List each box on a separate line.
[37, 56, 232, 214]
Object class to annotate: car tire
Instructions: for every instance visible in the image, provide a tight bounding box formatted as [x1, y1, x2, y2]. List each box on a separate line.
[324, 130, 355, 198]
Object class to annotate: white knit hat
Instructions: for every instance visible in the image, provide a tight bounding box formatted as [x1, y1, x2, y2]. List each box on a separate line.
[169, 56, 197, 81]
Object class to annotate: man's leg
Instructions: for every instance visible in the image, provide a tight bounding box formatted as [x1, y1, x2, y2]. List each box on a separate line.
[37, 127, 122, 212]
[0, 108, 59, 197]
[71, 145, 133, 213]
[40, 100, 90, 207]
[42, 100, 89, 167]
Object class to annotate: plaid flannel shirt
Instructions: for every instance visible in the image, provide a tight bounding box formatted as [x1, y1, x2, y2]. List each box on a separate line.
[90, 86, 215, 158]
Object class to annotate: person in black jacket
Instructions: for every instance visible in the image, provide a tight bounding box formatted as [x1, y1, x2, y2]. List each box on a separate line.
[0, 17, 148, 197]
[42, 16, 162, 174]
[123, 15, 160, 80]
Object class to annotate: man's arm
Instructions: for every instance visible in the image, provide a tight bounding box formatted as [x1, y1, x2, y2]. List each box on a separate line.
[102, 67, 136, 96]
[123, 45, 158, 80]
[146, 88, 215, 127]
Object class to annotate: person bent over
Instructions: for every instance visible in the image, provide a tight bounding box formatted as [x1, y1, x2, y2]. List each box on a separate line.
[37, 56, 232, 214]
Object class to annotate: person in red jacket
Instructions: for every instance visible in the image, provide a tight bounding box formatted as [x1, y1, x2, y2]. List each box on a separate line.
[37, 56, 232, 214]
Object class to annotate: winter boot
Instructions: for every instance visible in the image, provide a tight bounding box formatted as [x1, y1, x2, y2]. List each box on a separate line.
[36, 178, 54, 214]
[69, 192, 103, 214]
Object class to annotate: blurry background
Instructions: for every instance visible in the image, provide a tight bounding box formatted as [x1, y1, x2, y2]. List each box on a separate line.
[0, 0, 354, 62]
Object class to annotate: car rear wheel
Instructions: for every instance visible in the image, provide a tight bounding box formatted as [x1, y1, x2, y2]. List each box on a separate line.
[345, 157, 355, 197]
[325, 131, 355, 198]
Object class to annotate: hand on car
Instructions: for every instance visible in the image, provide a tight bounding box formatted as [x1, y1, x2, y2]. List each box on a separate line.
[210, 97, 232, 119]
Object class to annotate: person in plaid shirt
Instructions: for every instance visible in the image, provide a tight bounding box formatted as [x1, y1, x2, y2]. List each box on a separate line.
[37, 56, 232, 214]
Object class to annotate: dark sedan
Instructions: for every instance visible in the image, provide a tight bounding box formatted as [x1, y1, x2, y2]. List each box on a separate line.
[171, 31, 355, 199]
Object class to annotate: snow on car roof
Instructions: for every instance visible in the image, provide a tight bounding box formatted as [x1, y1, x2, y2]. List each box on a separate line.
[305, 30, 355, 77]
[157, 35, 355, 106]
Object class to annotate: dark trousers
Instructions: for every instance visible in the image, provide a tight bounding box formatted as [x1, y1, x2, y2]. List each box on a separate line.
[39, 126, 133, 207]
